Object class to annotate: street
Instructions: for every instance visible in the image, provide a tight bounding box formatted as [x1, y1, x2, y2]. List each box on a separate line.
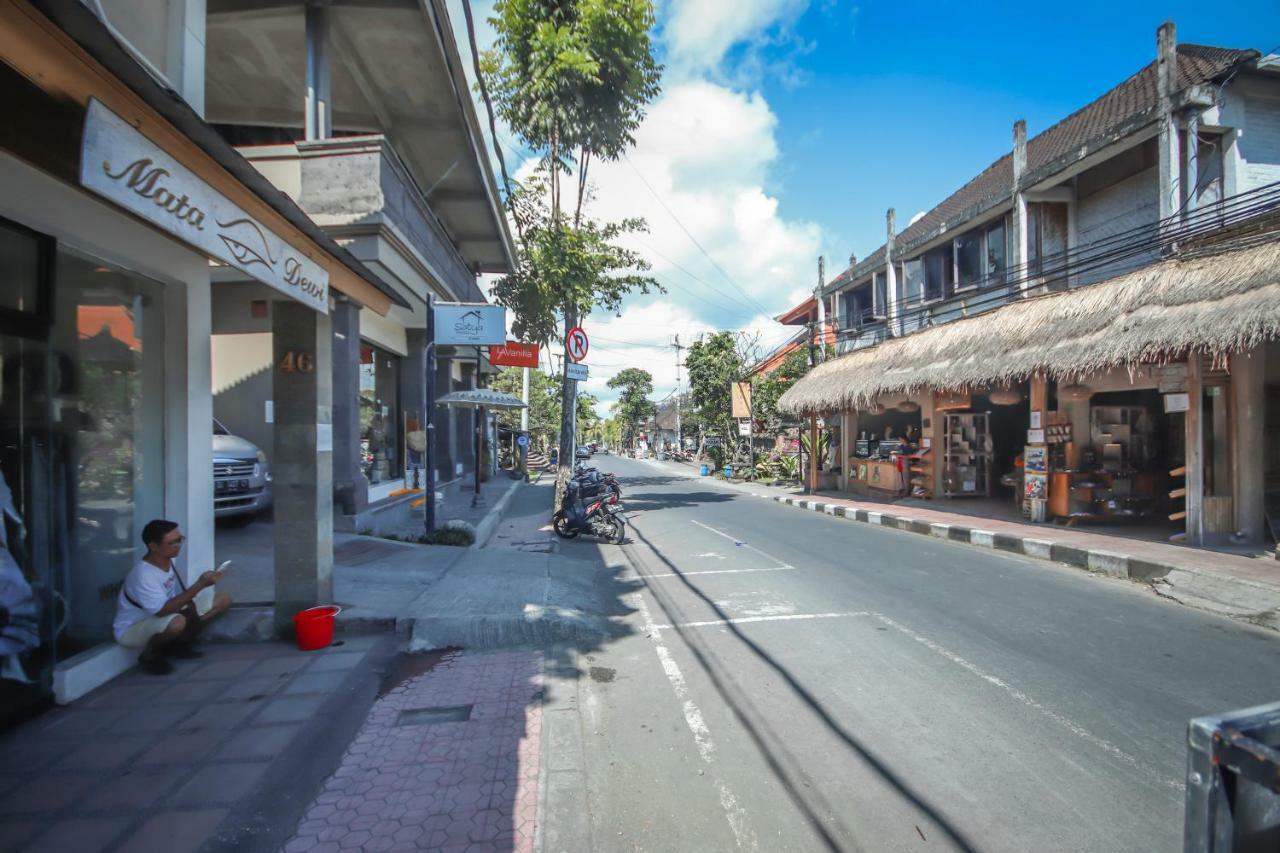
[543, 455, 1280, 852]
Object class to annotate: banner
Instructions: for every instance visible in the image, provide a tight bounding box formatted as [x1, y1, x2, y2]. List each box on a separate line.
[489, 340, 540, 368]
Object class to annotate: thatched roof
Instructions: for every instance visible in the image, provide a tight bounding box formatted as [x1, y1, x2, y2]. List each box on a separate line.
[779, 238, 1280, 415]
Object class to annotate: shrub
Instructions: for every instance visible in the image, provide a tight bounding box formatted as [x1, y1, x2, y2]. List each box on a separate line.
[776, 454, 800, 481]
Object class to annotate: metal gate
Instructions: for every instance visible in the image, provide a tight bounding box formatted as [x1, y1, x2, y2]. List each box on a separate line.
[1185, 702, 1280, 852]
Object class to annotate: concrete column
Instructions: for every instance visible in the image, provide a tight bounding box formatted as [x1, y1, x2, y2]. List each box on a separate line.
[1233, 345, 1266, 542]
[434, 356, 454, 481]
[273, 301, 334, 634]
[400, 328, 428, 484]
[1186, 354, 1205, 546]
[304, 3, 332, 141]
[1157, 22, 1182, 235]
[330, 297, 367, 517]
[1011, 120, 1030, 293]
[885, 209, 898, 336]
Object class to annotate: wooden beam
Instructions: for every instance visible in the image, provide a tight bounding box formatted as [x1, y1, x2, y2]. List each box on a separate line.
[1186, 355, 1205, 545]
[0, 0, 392, 314]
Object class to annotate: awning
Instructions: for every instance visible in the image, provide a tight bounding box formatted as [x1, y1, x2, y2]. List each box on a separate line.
[436, 389, 527, 409]
[780, 236, 1280, 415]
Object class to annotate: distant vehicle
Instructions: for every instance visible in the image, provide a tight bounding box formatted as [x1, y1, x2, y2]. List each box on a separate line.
[575, 445, 592, 459]
[597, 446, 610, 455]
[213, 418, 272, 520]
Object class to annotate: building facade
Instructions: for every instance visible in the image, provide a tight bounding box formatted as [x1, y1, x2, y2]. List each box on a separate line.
[782, 25, 1280, 548]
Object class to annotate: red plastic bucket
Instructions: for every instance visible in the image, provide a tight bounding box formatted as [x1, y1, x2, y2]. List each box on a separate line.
[293, 605, 341, 651]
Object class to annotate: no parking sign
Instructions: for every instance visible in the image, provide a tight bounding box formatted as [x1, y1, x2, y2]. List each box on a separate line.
[566, 327, 589, 362]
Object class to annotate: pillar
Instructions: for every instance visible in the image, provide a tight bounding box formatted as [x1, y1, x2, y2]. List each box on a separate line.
[1186, 354, 1205, 545]
[1233, 346, 1266, 542]
[330, 297, 366, 517]
[401, 328, 428, 484]
[1012, 120, 1030, 293]
[304, 2, 332, 141]
[1156, 22, 1182, 237]
[273, 300, 333, 634]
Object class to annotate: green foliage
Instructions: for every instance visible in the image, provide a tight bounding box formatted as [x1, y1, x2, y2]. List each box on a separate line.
[685, 332, 748, 447]
[776, 454, 800, 481]
[607, 368, 655, 442]
[800, 429, 829, 466]
[751, 348, 812, 436]
[491, 176, 661, 344]
[488, 367, 562, 451]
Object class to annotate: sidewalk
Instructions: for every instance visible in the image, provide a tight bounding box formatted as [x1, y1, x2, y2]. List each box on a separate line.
[638, 455, 1280, 631]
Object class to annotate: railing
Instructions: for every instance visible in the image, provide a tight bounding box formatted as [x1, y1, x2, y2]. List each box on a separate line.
[1185, 702, 1280, 852]
[837, 181, 1280, 340]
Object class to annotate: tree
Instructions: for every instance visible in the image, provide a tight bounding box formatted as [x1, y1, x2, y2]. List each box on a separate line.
[684, 332, 758, 458]
[481, 0, 662, 486]
[607, 368, 655, 445]
[751, 348, 813, 437]
[487, 367, 561, 452]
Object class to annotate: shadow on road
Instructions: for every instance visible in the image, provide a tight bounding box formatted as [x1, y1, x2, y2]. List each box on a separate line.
[626, 523, 981, 853]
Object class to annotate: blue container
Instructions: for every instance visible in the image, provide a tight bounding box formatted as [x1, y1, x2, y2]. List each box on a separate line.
[699, 464, 710, 476]
[723, 465, 733, 478]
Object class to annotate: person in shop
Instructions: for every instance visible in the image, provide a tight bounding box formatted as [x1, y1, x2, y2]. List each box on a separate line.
[113, 520, 232, 675]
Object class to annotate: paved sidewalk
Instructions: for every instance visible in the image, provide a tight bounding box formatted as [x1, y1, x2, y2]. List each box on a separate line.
[0, 635, 393, 853]
[283, 649, 543, 853]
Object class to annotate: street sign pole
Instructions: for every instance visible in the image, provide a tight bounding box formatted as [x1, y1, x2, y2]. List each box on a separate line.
[520, 366, 529, 477]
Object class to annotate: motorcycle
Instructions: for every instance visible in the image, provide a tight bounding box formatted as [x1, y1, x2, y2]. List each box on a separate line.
[553, 479, 626, 543]
[574, 464, 622, 499]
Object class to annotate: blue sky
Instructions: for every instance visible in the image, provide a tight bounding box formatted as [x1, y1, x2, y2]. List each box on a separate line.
[453, 1, 1279, 408]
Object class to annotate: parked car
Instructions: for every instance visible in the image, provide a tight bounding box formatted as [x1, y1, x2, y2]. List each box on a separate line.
[575, 445, 592, 459]
[213, 418, 272, 520]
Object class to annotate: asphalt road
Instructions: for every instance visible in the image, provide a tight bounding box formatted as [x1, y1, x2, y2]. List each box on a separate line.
[545, 454, 1280, 853]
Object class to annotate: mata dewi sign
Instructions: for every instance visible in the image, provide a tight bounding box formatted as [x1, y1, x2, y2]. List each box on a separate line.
[433, 303, 507, 346]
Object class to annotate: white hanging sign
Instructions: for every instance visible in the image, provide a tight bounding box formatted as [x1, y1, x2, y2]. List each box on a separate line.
[80, 99, 330, 313]
[434, 302, 507, 346]
[565, 362, 589, 381]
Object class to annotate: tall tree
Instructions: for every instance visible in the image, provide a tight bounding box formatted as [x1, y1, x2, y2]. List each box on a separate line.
[606, 368, 655, 446]
[685, 332, 759, 460]
[481, 0, 662, 489]
[751, 348, 813, 436]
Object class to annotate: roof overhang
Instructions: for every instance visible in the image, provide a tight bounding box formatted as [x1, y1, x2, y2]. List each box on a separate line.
[206, 0, 515, 274]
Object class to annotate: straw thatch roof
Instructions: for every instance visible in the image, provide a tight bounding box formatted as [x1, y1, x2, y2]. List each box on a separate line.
[779, 238, 1280, 415]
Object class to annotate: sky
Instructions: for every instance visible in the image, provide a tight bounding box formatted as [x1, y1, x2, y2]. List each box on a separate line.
[446, 0, 1280, 412]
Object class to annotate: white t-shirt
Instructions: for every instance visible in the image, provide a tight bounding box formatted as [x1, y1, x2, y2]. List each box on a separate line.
[113, 560, 181, 641]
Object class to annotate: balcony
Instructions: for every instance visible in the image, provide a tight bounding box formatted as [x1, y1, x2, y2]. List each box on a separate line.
[240, 136, 483, 304]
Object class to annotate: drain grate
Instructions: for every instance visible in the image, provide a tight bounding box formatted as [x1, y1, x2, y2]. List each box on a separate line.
[396, 704, 473, 726]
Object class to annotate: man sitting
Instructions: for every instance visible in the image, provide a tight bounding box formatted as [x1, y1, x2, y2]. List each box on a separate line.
[113, 519, 231, 675]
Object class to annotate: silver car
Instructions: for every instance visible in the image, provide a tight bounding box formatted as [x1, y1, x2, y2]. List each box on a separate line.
[213, 419, 273, 519]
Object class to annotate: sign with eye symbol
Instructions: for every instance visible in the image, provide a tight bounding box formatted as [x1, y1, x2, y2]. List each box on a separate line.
[80, 99, 330, 313]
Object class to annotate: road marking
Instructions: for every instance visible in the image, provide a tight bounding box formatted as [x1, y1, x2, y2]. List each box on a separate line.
[643, 566, 796, 579]
[652, 611, 870, 630]
[694, 552, 726, 559]
[690, 520, 794, 568]
[865, 611, 1184, 791]
[633, 592, 758, 850]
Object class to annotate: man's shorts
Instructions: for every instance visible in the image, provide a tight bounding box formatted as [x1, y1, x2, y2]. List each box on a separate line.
[117, 587, 216, 648]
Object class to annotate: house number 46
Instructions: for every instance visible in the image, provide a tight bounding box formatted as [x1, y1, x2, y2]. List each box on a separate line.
[278, 351, 315, 373]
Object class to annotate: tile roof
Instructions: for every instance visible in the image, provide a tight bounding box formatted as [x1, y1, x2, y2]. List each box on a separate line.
[826, 43, 1258, 294]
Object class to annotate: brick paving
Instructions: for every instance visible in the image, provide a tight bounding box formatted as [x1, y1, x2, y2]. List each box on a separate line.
[283, 650, 544, 853]
[0, 636, 385, 853]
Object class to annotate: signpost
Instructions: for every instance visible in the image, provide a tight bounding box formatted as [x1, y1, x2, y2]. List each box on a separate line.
[566, 326, 589, 362]
[565, 362, 588, 382]
[433, 303, 507, 346]
[489, 340, 540, 368]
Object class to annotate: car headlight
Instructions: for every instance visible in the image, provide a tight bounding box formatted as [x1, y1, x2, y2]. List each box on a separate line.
[256, 450, 267, 463]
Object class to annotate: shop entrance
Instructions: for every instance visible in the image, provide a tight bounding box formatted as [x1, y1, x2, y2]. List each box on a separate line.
[1, 224, 166, 729]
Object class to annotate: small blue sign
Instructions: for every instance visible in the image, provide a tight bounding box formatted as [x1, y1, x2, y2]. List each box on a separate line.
[516, 434, 529, 447]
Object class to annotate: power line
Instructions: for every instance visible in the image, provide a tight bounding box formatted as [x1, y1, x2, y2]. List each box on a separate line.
[622, 152, 775, 317]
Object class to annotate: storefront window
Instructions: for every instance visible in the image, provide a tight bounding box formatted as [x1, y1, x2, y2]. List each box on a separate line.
[359, 343, 401, 484]
[0, 233, 165, 721]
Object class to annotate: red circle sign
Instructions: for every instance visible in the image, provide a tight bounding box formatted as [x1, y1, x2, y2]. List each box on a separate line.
[566, 327, 589, 362]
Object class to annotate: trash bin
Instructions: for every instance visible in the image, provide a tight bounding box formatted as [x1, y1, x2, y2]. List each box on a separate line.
[723, 465, 733, 478]
[699, 464, 710, 476]
[1185, 701, 1280, 852]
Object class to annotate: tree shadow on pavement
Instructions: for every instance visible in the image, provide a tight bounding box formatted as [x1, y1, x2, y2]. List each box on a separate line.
[626, 524, 981, 853]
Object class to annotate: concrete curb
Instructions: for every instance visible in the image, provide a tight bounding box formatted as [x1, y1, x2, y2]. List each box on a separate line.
[771, 495, 1280, 632]
[472, 477, 527, 548]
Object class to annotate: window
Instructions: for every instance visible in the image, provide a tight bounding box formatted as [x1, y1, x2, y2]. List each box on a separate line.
[360, 344, 402, 484]
[985, 220, 1007, 283]
[923, 246, 952, 302]
[902, 259, 924, 306]
[0, 217, 53, 337]
[872, 271, 888, 318]
[954, 230, 983, 290]
[842, 283, 873, 329]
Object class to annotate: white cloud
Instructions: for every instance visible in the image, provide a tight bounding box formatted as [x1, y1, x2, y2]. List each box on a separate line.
[661, 0, 809, 78]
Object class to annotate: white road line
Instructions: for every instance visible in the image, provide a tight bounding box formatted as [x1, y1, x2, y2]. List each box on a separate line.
[690, 519, 794, 568]
[633, 592, 758, 851]
[652, 611, 870, 630]
[865, 611, 1185, 791]
[643, 566, 796, 579]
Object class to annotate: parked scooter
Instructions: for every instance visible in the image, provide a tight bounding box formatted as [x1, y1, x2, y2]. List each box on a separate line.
[553, 479, 626, 543]
[573, 463, 622, 500]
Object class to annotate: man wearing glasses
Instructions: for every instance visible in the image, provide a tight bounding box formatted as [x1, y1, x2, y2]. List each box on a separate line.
[113, 519, 232, 674]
